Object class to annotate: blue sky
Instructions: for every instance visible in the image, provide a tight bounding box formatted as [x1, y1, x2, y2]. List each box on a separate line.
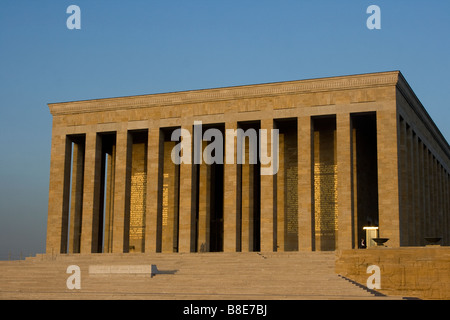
[0, 0, 449, 258]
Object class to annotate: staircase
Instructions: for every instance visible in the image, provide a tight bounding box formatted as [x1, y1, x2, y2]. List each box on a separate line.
[0, 252, 401, 299]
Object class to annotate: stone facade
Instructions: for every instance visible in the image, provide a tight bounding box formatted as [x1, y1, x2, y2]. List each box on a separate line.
[46, 71, 450, 254]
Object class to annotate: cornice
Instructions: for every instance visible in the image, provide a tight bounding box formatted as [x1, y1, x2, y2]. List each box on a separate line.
[396, 72, 450, 161]
[48, 71, 400, 116]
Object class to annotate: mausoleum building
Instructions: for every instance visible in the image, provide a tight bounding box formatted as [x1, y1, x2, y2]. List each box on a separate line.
[46, 71, 450, 254]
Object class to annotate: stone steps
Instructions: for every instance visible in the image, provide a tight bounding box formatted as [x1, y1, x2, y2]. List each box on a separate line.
[0, 252, 403, 299]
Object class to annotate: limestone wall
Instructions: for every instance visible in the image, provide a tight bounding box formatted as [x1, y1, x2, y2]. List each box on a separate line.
[335, 247, 450, 299]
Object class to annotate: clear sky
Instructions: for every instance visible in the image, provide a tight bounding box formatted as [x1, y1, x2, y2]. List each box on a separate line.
[0, 0, 449, 259]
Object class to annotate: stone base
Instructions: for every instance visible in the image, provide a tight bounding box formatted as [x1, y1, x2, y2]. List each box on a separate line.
[336, 247, 450, 300]
[0, 252, 404, 300]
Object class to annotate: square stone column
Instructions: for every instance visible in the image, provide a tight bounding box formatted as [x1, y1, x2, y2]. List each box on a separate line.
[297, 116, 313, 251]
[178, 124, 195, 253]
[431, 157, 437, 238]
[276, 132, 285, 251]
[260, 119, 275, 252]
[423, 146, 431, 239]
[377, 109, 400, 246]
[413, 133, 421, 245]
[439, 165, 445, 241]
[197, 141, 211, 252]
[80, 132, 102, 253]
[223, 121, 238, 252]
[241, 137, 256, 252]
[145, 127, 161, 252]
[442, 170, 450, 246]
[406, 125, 415, 245]
[336, 113, 353, 249]
[46, 134, 72, 255]
[112, 129, 131, 253]
[417, 139, 426, 246]
[398, 118, 409, 245]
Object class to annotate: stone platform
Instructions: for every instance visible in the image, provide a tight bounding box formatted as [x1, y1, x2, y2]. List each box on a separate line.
[336, 246, 450, 300]
[0, 252, 405, 300]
